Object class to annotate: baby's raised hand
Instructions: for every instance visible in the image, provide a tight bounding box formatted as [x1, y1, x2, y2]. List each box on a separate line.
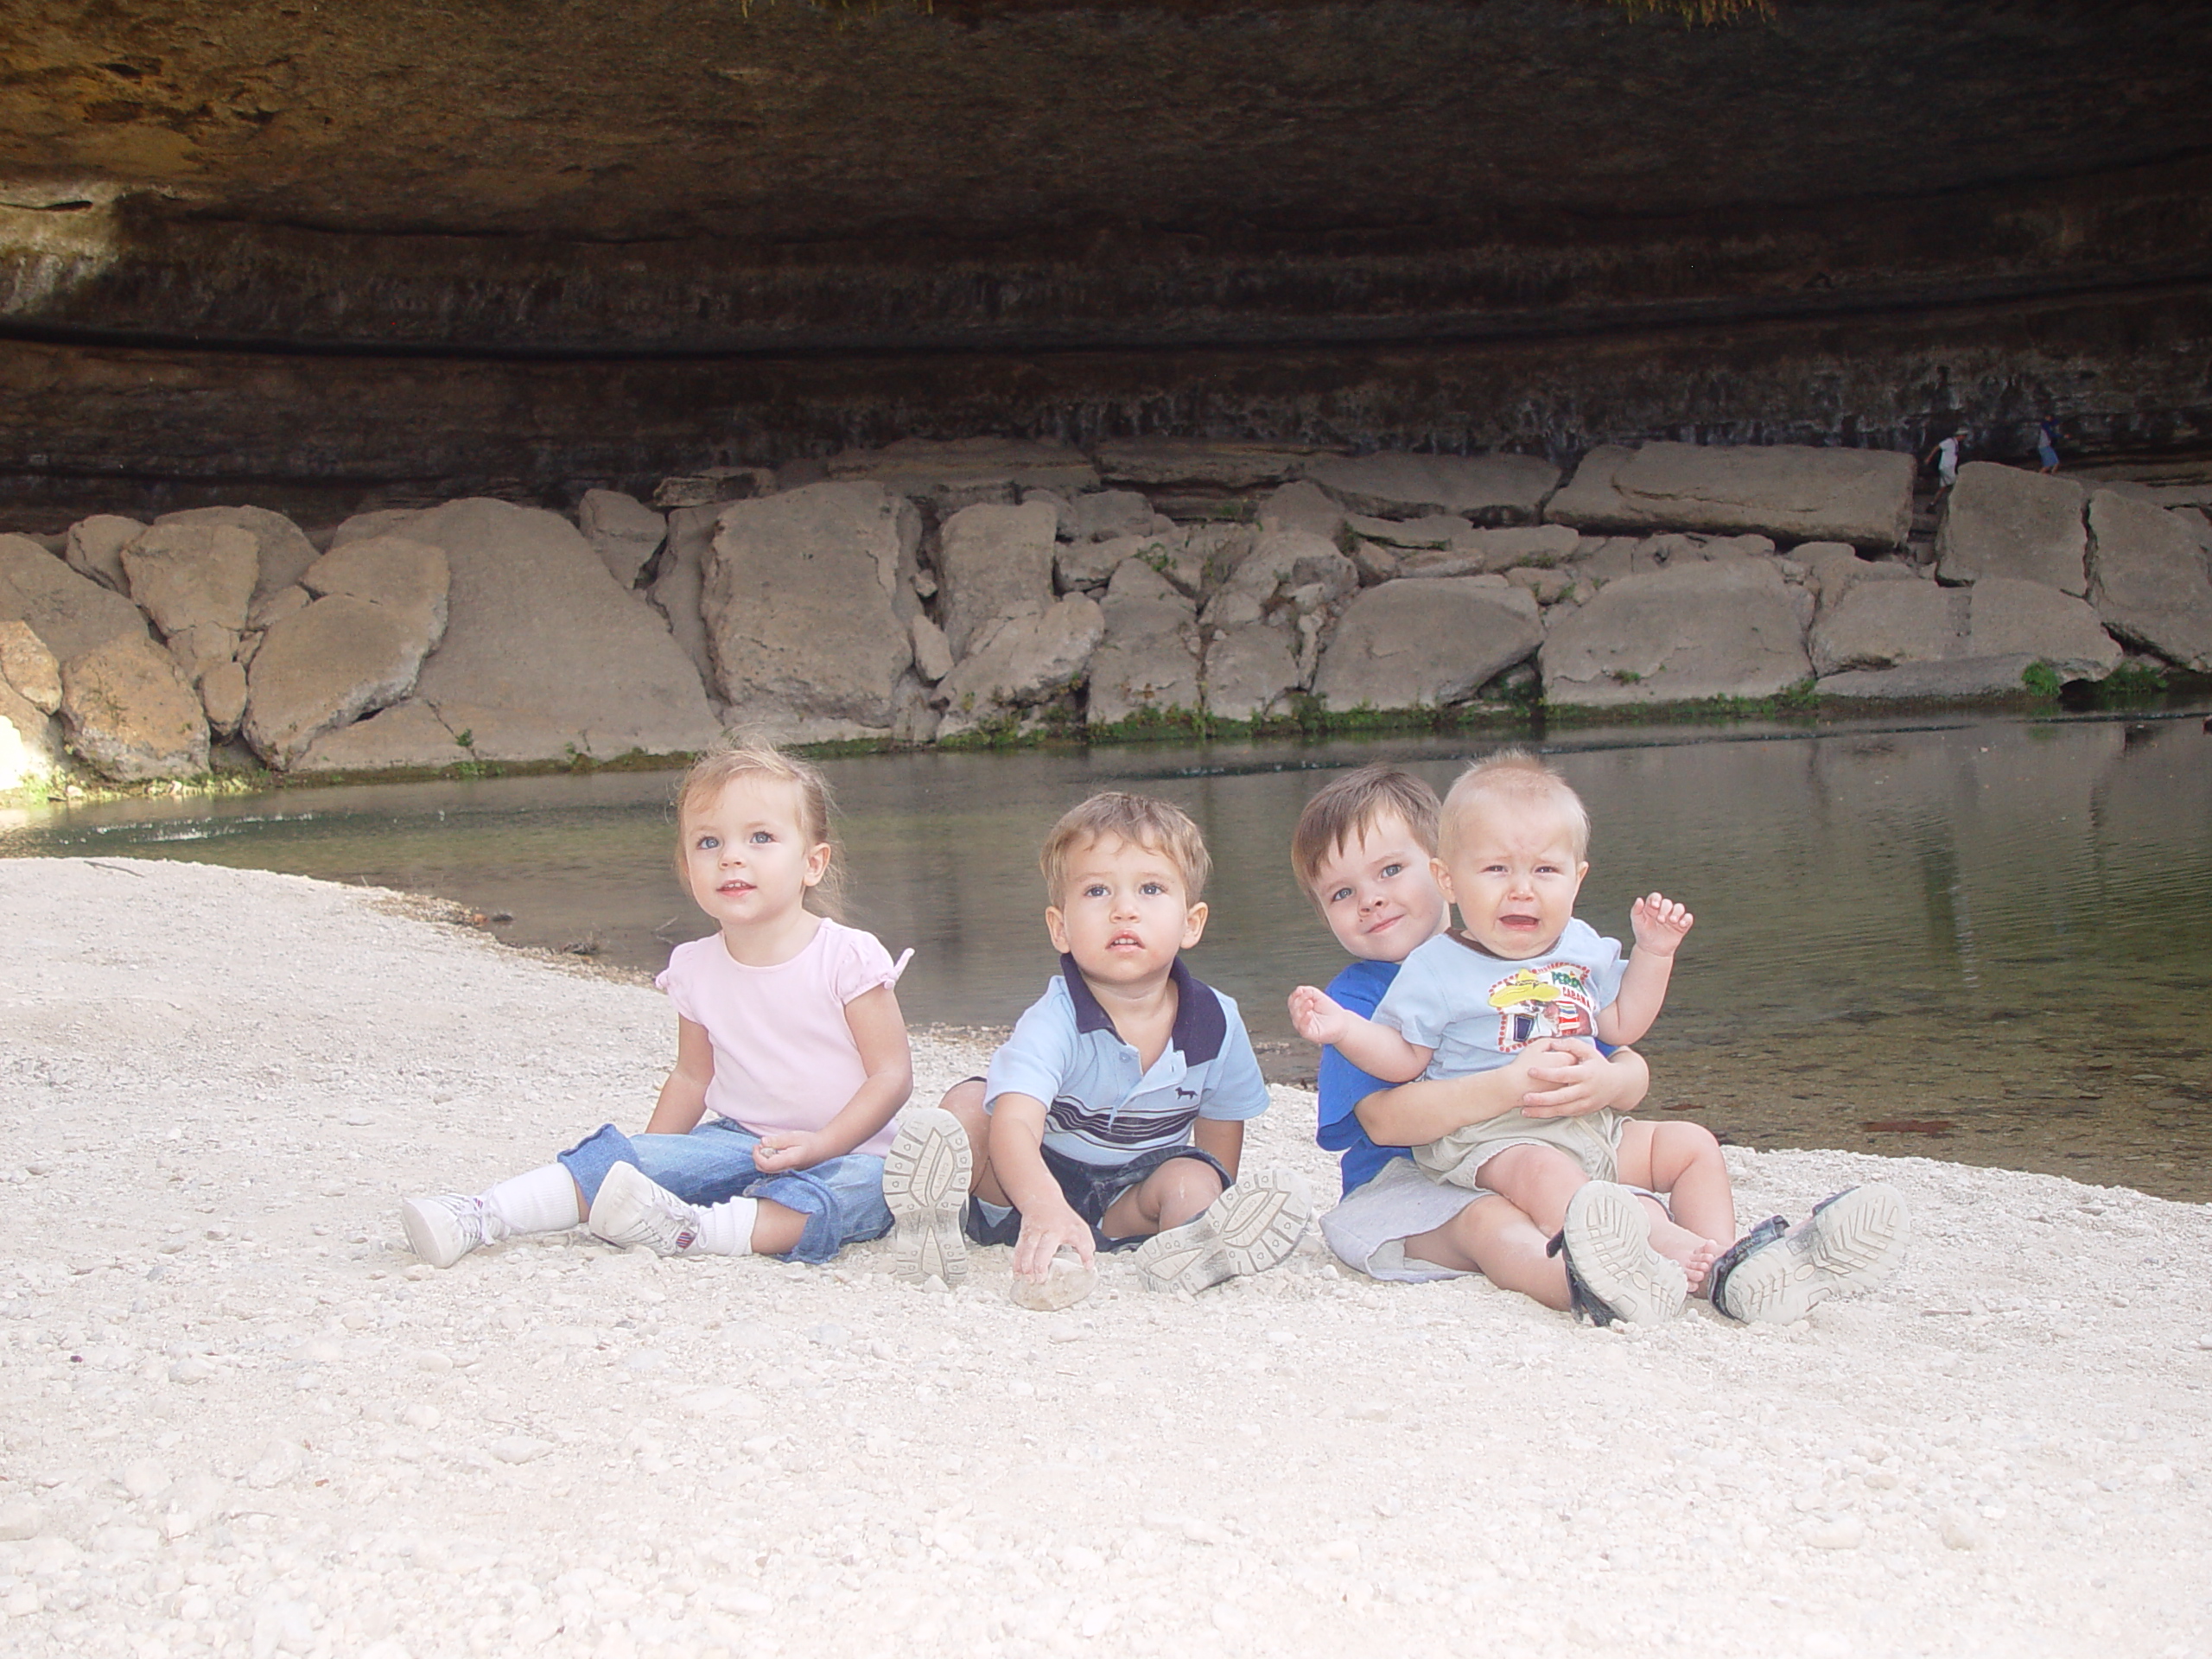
[1630, 893, 1694, 956]
[1287, 985, 1351, 1046]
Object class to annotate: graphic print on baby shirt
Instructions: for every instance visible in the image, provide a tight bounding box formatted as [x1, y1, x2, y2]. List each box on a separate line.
[1485, 962, 1599, 1050]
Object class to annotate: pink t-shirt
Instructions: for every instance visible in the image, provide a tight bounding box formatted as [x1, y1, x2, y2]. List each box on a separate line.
[655, 918, 905, 1156]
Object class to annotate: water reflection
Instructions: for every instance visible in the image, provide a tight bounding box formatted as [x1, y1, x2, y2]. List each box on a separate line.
[5, 712, 2209, 1198]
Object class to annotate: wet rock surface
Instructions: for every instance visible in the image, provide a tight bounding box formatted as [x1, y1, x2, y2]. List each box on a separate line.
[1541, 559, 1815, 709]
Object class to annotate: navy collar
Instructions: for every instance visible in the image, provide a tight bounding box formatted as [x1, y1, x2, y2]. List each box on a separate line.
[1059, 952, 1228, 1065]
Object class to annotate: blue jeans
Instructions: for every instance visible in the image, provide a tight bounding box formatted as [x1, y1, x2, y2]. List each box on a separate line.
[556, 1119, 893, 1265]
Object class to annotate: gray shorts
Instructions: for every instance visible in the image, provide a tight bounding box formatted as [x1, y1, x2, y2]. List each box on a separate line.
[1319, 1156, 1490, 1284]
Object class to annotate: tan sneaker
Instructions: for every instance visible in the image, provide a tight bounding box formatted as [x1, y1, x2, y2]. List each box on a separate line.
[1133, 1167, 1311, 1294]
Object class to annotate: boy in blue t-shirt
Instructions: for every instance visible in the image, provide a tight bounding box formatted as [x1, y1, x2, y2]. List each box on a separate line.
[1288, 764, 1649, 1310]
[1288, 761, 1910, 1327]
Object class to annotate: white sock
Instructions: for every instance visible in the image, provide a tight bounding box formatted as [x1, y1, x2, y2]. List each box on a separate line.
[480, 1165, 582, 1237]
[691, 1196, 760, 1256]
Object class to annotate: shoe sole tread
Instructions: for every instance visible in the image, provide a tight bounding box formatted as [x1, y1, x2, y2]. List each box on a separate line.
[884, 1107, 971, 1287]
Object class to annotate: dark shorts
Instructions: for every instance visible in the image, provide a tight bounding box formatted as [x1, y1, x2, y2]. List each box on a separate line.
[966, 1141, 1232, 1253]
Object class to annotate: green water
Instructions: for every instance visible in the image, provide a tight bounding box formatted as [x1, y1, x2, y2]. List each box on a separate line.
[6, 711, 2209, 1199]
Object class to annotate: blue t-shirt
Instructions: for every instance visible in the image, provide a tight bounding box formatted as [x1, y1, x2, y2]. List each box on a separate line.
[1314, 958, 1408, 1198]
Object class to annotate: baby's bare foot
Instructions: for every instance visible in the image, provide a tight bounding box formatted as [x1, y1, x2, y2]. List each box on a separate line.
[1676, 1238, 1719, 1294]
[1644, 1213, 1721, 1293]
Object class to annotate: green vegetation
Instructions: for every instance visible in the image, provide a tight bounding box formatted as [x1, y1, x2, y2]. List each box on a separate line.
[2021, 661, 2063, 700]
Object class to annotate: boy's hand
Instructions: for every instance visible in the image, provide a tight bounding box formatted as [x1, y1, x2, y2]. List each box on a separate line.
[1012, 1202, 1095, 1280]
[750, 1130, 830, 1173]
[1287, 985, 1352, 1046]
[1630, 893, 1694, 957]
[1518, 1039, 1634, 1119]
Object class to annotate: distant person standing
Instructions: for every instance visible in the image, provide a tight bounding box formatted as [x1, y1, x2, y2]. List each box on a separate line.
[2037, 418, 2062, 474]
[1926, 431, 1962, 493]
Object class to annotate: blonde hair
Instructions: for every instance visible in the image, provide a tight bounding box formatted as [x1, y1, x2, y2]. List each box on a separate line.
[1040, 791, 1211, 903]
[1440, 747, 1590, 861]
[1291, 764, 1442, 899]
[673, 742, 846, 918]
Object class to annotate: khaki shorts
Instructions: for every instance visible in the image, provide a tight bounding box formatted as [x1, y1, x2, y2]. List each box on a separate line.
[1413, 1107, 1621, 1189]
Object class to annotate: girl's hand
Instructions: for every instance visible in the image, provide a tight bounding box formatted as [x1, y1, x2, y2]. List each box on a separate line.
[750, 1131, 830, 1174]
[1287, 985, 1351, 1046]
[1629, 893, 1694, 957]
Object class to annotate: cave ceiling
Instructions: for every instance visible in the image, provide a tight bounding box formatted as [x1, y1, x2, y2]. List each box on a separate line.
[3, 0, 2209, 356]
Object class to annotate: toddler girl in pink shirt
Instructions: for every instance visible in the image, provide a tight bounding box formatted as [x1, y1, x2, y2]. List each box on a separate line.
[400, 743, 924, 1268]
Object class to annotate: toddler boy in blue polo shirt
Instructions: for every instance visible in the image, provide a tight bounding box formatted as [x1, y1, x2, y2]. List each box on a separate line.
[886, 791, 1311, 1306]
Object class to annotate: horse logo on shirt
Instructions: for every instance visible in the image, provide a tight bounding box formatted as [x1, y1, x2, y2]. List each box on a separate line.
[1487, 963, 1598, 1050]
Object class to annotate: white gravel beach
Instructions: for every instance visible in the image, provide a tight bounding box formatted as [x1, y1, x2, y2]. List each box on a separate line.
[2, 856, 2208, 1659]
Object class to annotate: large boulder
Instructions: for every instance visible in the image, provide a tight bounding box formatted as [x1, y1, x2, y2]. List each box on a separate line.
[1808, 580, 1962, 676]
[1541, 559, 1813, 707]
[238, 536, 455, 767]
[329, 508, 425, 549]
[0, 534, 150, 663]
[1808, 573, 2118, 683]
[58, 633, 210, 781]
[938, 500, 1060, 657]
[577, 490, 667, 588]
[1314, 578, 1543, 711]
[702, 482, 921, 743]
[1060, 490, 1169, 543]
[1934, 463, 2088, 593]
[1085, 559, 1202, 728]
[244, 594, 446, 768]
[299, 535, 451, 639]
[1547, 442, 1916, 550]
[1204, 530, 1357, 629]
[2087, 489, 2212, 670]
[153, 506, 320, 606]
[64, 515, 144, 593]
[1306, 452, 1559, 526]
[331, 497, 721, 765]
[293, 700, 470, 774]
[1203, 621, 1306, 721]
[824, 437, 1098, 511]
[120, 520, 260, 683]
[1257, 480, 1348, 543]
[1964, 577, 2122, 680]
[933, 595, 1105, 738]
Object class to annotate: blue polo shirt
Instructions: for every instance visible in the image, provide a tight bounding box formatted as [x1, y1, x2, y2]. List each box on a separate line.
[985, 954, 1271, 1167]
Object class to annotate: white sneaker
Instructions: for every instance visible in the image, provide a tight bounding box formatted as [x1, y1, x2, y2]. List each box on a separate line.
[400, 1193, 499, 1268]
[1133, 1167, 1311, 1294]
[1554, 1181, 1687, 1327]
[1710, 1183, 1910, 1324]
[587, 1162, 704, 1255]
[883, 1106, 972, 1286]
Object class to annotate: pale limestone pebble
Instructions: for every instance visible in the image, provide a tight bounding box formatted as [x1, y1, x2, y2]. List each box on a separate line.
[488, 1435, 552, 1465]
[0, 1498, 39, 1541]
[118, 1458, 169, 1499]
